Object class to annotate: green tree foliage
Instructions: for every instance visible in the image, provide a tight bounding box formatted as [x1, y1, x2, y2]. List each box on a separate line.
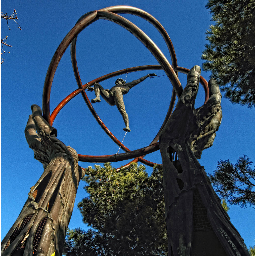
[209, 156, 255, 207]
[202, 0, 255, 107]
[249, 246, 255, 256]
[65, 163, 167, 256]
[221, 199, 229, 212]
[66, 158, 254, 255]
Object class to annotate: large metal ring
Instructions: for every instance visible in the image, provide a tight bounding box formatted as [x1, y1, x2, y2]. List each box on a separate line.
[42, 6, 209, 167]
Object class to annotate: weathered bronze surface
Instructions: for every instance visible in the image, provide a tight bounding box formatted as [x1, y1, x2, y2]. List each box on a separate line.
[159, 66, 249, 256]
[89, 73, 157, 132]
[2, 105, 85, 256]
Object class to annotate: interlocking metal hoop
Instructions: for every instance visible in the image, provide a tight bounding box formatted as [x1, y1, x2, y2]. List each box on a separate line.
[42, 6, 209, 167]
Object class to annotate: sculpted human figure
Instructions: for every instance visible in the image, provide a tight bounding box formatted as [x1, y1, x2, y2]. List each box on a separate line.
[88, 73, 157, 132]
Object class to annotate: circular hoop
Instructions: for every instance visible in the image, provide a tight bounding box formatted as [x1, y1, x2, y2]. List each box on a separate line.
[42, 6, 209, 167]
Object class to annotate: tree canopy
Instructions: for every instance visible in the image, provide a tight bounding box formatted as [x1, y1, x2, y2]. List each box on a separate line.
[65, 158, 254, 255]
[209, 156, 255, 207]
[202, 0, 255, 107]
[65, 163, 167, 255]
[249, 246, 255, 256]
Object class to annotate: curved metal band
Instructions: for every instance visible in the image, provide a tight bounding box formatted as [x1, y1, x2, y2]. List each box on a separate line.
[50, 65, 163, 125]
[97, 10, 182, 93]
[42, 7, 181, 166]
[42, 6, 209, 166]
[99, 5, 178, 67]
[69, 7, 181, 165]
[72, 6, 178, 81]
[49, 64, 209, 164]
[70, 6, 181, 158]
[49, 65, 163, 165]
[76, 67, 209, 163]
[78, 142, 160, 163]
[43, 6, 182, 122]
[43, 10, 98, 122]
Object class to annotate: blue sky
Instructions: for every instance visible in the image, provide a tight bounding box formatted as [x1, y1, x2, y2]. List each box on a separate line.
[1, 0, 255, 249]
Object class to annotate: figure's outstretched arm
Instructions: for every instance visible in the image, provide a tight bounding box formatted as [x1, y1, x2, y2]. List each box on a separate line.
[126, 73, 157, 89]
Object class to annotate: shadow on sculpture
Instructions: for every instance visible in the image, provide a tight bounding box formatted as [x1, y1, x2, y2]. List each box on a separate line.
[1, 5, 250, 256]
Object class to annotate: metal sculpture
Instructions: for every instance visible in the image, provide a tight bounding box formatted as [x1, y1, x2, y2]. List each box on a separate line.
[88, 73, 157, 132]
[1, 5, 250, 256]
[160, 65, 248, 255]
[2, 105, 85, 256]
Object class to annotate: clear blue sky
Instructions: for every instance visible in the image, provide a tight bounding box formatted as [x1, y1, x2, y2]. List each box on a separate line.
[1, 0, 255, 249]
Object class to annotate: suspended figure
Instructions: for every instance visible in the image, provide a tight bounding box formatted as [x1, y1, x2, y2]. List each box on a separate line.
[88, 73, 157, 132]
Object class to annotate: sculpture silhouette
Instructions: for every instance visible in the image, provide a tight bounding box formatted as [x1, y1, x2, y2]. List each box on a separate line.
[159, 65, 249, 256]
[1, 105, 85, 256]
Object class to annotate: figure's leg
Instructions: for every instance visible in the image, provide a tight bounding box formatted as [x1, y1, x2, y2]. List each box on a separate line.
[113, 88, 130, 132]
[91, 83, 102, 103]
[91, 83, 115, 105]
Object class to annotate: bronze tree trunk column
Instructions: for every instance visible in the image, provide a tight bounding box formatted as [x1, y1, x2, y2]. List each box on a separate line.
[1, 105, 85, 256]
[159, 66, 249, 256]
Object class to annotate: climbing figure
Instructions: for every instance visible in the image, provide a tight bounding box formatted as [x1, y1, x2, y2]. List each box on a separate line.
[88, 73, 157, 132]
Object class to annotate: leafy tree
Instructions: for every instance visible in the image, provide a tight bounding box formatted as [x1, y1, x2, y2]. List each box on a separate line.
[65, 228, 112, 256]
[221, 198, 229, 212]
[66, 158, 254, 255]
[209, 156, 255, 207]
[249, 246, 255, 256]
[202, 0, 255, 107]
[65, 163, 167, 256]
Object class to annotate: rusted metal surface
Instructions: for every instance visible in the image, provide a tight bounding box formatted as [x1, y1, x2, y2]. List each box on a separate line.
[43, 5, 209, 167]
[50, 65, 163, 125]
[4, 6, 241, 256]
[43, 10, 98, 122]
[78, 142, 159, 163]
[70, 6, 180, 167]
